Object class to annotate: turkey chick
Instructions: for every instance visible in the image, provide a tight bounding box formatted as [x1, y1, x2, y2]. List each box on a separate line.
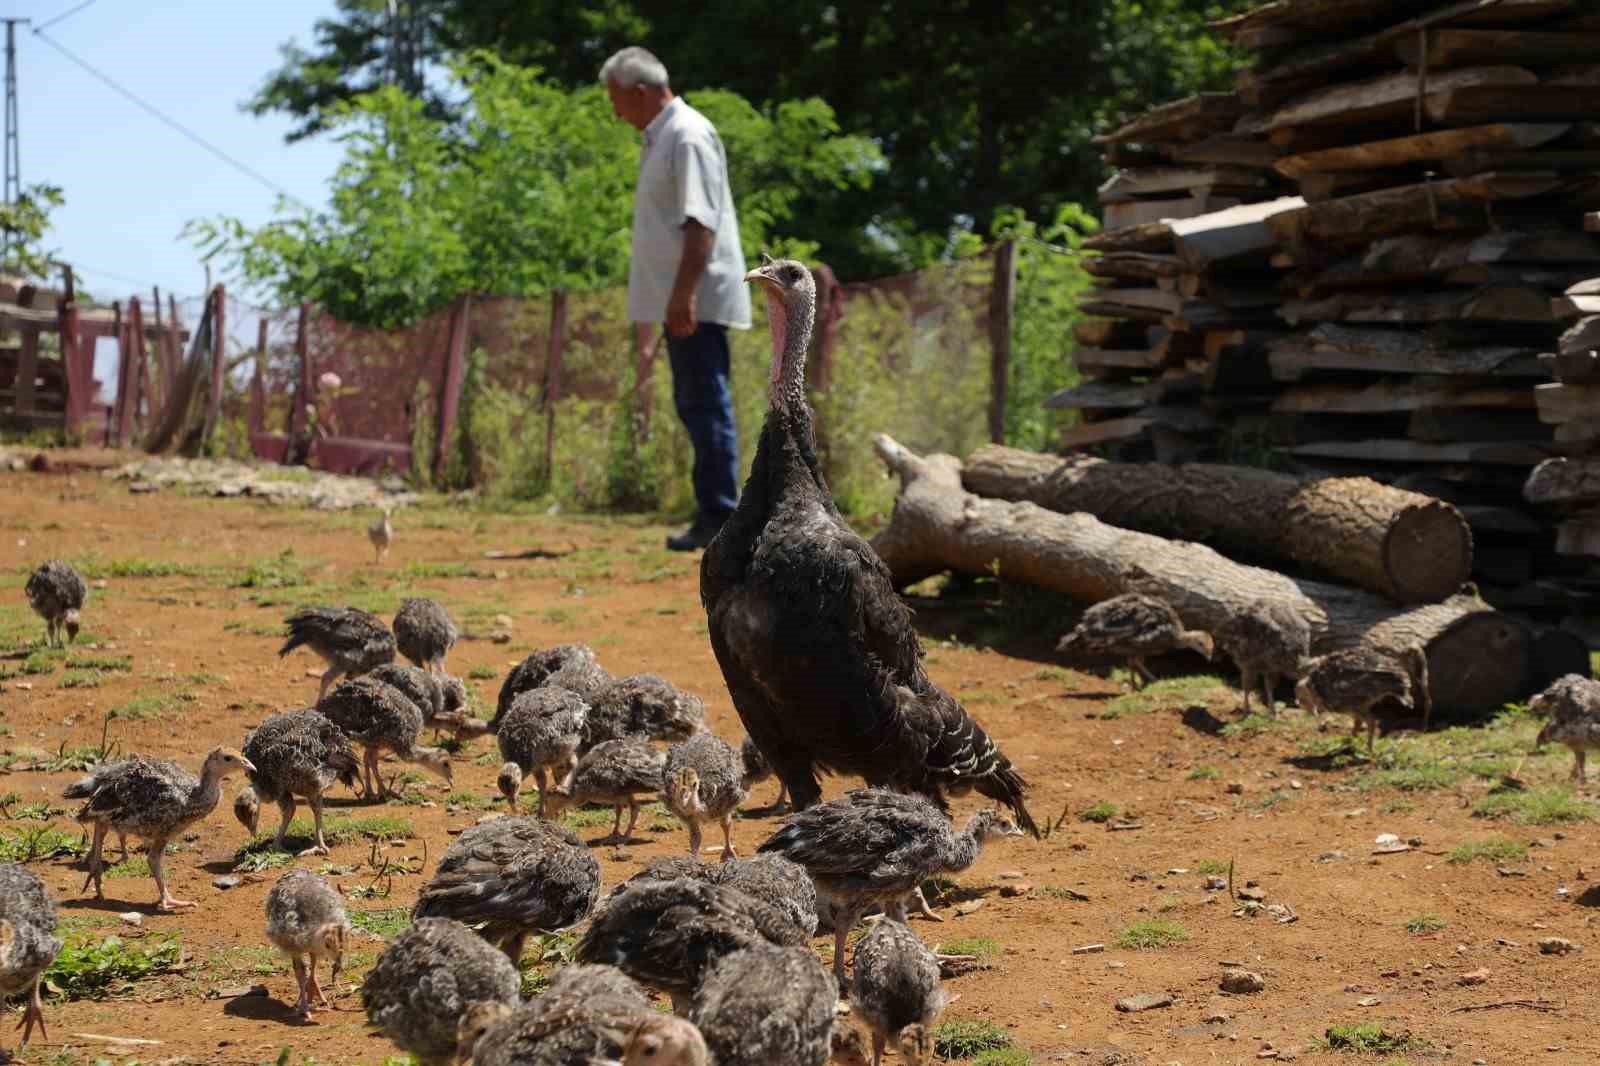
[280, 606, 396, 700]
[1054, 592, 1213, 689]
[241, 708, 362, 855]
[495, 687, 589, 816]
[393, 597, 458, 673]
[25, 559, 87, 648]
[1296, 644, 1430, 754]
[317, 676, 452, 800]
[1216, 599, 1312, 717]
[1532, 673, 1600, 782]
[691, 945, 839, 1066]
[661, 733, 748, 861]
[363, 916, 520, 1066]
[850, 919, 944, 1066]
[584, 674, 706, 750]
[493, 643, 613, 728]
[544, 736, 665, 845]
[265, 868, 350, 1019]
[0, 863, 61, 1052]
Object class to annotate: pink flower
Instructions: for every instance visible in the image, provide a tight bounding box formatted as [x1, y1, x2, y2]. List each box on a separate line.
[318, 372, 343, 390]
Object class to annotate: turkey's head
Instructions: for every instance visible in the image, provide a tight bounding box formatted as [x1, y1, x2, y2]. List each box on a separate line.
[663, 766, 704, 817]
[63, 607, 81, 644]
[496, 761, 523, 811]
[967, 808, 1025, 844]
[746, 254, 816, 411]
[203, 748, 256, 783]
[233, 785, 261, 836]
[897, 1022, 934, 1066]
[622, 1014, 709, 1066]
[415, 746, 454, 786]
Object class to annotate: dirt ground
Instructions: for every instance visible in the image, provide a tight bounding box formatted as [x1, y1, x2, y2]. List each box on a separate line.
[2, 453, 1598, 1066]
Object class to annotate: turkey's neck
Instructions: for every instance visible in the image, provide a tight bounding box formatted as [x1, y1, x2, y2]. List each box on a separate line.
[941, 820, 985, 872]
[762, 288, 814, 414]
[190, 762, 226, 815]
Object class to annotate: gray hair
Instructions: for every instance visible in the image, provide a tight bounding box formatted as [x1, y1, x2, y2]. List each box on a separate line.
[599, 46, 669, 90]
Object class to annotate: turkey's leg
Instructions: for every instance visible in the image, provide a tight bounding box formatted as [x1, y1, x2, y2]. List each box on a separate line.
[1263, 675, 1277, 718]
[308, 956, 331, 1009]
[719, 813, 737, 862]
[909, 884, 942, 922]
[83, 822, 107, 897]
[534, 766, 548, 818]
[18, 976, 47, 1044]
[150, 840, 195, 911]
[302, 794, 330, 857]
[832, 913, 853, 987]
[275, 796, 298, 851]
[501, 932, 527, 966]
[291, 956, 312, 1017]
[687, 818, 703, 858]
[1577, 750, 1588, 783]
[317, 667, 341, 703]
[871, 1032, 885, 1066]
[1365, 720, 1378, 756]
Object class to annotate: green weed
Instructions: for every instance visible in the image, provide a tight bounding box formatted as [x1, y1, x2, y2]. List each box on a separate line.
[935, 937, 1001, 961]
[1113, 919, 1188, 950]
[1104, 675, 1228, 717]
[1187, 765, 1220, 781]
[1446, 838, 1528, 865]
[1078, 801, 1117, 823]
[234, 550, 309, 589]
[1317, 1023, 1425, 1054]
[56, 669, 103, 689]
[1194, 859, 1229, 876]
[933, 1020, 1014, 1060]
[349, 908, 412, 939]
[1473, 788, 1598, 826]
[64, 655, 132, 672]
[43, 934, 183, 999]
[1404, 914, 1446, 934]
[0, 826, 86, 862]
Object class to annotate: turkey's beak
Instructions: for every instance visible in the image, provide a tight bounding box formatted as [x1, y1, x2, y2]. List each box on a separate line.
[240, 757, 258, 775]
[745, 265, 779, 291]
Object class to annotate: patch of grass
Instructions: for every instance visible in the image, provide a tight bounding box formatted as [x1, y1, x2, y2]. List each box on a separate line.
[109, 694, 177, 722]
[467, 665, 497, 680]
[211, 945, 290, 976]
[1195, 859, 1229, 876]
[1353, 755, 1460, 793]
[234, 849, 294, 874]
[56, 669, 103, 689]
[21, 650, 59, 675]
[1113, 919, 1188, 950]
[236, 814, 413, 859]
[1220, 713, 1284, 739]
[562, 804, 619, 830]
[1040, 886, 1086, 901]
[1473, 787, 1598, 826]
[402, 561, 489, 580]
[184, 671, 228, 686]
[933, 1020, 1014, 1060]
[1104, 674, 1228, 717]
[1078, 801, 1117, 823]
[1187, 764, 1220, 781]
[349, 908, 412, 939]
[445, 790, 498, 813]
[517, 929, 580, 997]
[936, 937, 1001, 961]
[234, 550, 309, 589]
[1318, 1023, 1425, 1054]
[972, 1051, 1031, 1066]
[0, 826, 86, 862]
[1404, 913, 1446, 934]
[106, 855, 150, 878]
[64, 655, 132, 672]
[1, 800, 55, 821]
[1446, 837, 1528, 865]
[44, 934, 183, 999]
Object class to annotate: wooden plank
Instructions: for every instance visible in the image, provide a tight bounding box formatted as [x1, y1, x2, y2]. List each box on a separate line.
[1167, 195, 1306, 268]
[1588, 212, 1600, 232]
[1283, 285, 1560, 326]
[1291, 438, 1554, 464]
[1082, 221, 1174, 254]
[1444, 148, 1600, 177]
[1266, 174, 1565, 247]
[1274, 123, 1570, 177]
[1102, 193, 1237, 231]
[1083, 252, 1186, 282]
[1306, 232, 1600, 291]
[1043, 380, 1149, 411]
[1093, 93, 1241, 146]
[1535, 381, 1600, 423]
[1396, 29, 1600, 68]
[988, 239, 1016, 445]
[1073, 318, 1151, 348]
[1079, 300, 1169, 324]
[1215, 0, 1575, 50]
[1561, 317, 1600, 355]
[1087, 284, 1184, 314]
[1554, 294, 1600, 319]
[12, 324, 37, 414]
[1273, 379, 1534, 414]
[1257, 66, 1538, 133]
[202, 286, 227, 450]
[1267, 323, 1541, 380]
[1409, 406, 1548, 444]
[1540, 350, 1600, 383]
[1059, 416, 1153, 449]
[1428, 85, 1600, 124]
[1167, 135, 1283, 168]
[1098, 166, 1270, 201]
[1072, 347, 1168, 372]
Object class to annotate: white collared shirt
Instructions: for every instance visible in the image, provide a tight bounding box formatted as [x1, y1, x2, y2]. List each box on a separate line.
[627, 97, 753, 329]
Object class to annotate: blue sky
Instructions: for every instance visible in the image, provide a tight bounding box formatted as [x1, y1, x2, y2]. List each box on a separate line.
[21, 0, 342, 309]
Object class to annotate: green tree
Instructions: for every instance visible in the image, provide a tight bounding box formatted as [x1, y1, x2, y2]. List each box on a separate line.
[247, 0, 1250, 276]
[198, 55, 874, 327]
[0, 183, 65, 281]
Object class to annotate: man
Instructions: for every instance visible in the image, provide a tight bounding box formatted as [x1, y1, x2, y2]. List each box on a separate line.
[601, 46, 751, 551]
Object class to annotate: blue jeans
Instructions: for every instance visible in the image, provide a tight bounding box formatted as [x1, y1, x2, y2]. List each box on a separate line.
[666, 322, 740, 525]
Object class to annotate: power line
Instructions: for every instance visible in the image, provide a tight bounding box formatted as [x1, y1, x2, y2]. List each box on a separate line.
[34, 0, 96, 33]
[31, 27, 310, 208]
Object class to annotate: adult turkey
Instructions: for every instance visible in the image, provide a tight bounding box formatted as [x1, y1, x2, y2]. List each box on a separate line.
[700, 256, 1036, 836]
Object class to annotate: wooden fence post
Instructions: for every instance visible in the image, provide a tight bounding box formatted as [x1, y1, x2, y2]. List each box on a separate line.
[150, 286, 166, 410]
[544, 290, 568, 488]
[124, 297, 147, 446]
[249, 317, 268, 437]
[110, 300, 127, 446]
[166, 293, 181, 398]
[987, 239, 1017, 445]
[203, 284, 226, 447]
[56, 263, 88, 440]
[433, 294, 471, 485]
[289, 302, 310, 439]
[14, 324, 37, 415]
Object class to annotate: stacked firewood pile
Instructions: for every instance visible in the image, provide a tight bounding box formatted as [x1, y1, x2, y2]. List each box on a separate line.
[1057, 0, 1600, 617]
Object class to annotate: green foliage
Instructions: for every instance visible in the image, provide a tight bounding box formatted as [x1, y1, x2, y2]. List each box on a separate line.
[1194, 859, 1229, 876]
[936, 937, 1001, 961]
[349, 908, 413, 939]
[1103, 675, 1228, 718]
[1114, 919, 1188, 949]
[44, 934, 183, 999]
[235, 550, 309, 589]
[1220, 713, 1287, 739]
[1473, 788, 1598, 826]
[1405, 913, 1446, 934]
[933, 1020, 1014, 1060]
[0, 826, 86, 863]
[1318, 1023, 1425, 1054]
[1078, 801, 1117, 823]
[972, 1052, 1032, 1066]
[1187, 765, 1220, 781]
[1446, 837, 1528, 865]
[0, 182, 65, 280]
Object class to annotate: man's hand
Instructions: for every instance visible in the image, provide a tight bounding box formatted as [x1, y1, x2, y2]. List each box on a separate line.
[666, 286, 697, 338]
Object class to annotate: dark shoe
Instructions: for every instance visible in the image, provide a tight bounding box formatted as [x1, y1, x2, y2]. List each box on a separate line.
[666, 517, 725, 552]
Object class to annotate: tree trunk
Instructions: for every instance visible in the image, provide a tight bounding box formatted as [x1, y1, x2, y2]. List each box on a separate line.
[959, 444, 1472, 605]
[869, 436, 1552, 714]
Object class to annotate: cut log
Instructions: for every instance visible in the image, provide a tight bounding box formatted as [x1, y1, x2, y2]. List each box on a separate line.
[1168, 196, 1307, 268]
[1103, 194, 1240, 231]
[1396, 29, 1600, 68]
[1082, 252, 1185, 283]
[1427, 85, 1600, 124]
[1445, 148, 1600, 177]
[1282, 285, 1562, 325]
[1256, 66, 1537, 133]
[1557, 511, 1600, 556]
[870, 435, 1551, 711]
[1073, 318, 1151, 348]
[1266, 324, 1542, 380]
[1082, 221, 1175, 254]
[1535, 382, 1600, 423]
[1273, 123, 1570, 177]
[1266, 174, 1564, 247]
[1525, 457, 1600, 507]
[1290, 439, 1554, 464]
[959, 443, 1472, 605]
[1093, 93, 1242, 146]
[1273, 380, 1534, 414]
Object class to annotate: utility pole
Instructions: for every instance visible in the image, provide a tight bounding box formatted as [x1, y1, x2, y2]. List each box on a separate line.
[2, 17, 28, 265]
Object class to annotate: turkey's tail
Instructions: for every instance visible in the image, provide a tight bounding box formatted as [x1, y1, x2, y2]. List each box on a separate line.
[280, 608, 337, 657]
[328, 748, 363, 792]
[920, 691, 1040, 839]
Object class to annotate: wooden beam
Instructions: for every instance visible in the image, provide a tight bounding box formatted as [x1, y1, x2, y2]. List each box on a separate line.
[1427, 84, 1600, 124]
[1059, 416, 1153, 449]
[1082, 252, 1186, 283]
[1396, 29, 1600, 68]
[1093, 93, 1242, 146]
[1071, 347, 1168, 373]
[1043, 380, 1149, 411]
[128, 297, 148, 445]
[1274, 123, 1569, 177]
[1098, 166, 1270, 201]
[1086, 284, 1184, 314]
[433, 295, 471, 485]
[1257, 65, 1537, 133]
[1273, 379, 1535, 414]
[1267, 323, 1541, 380]
[289, 303, 310, 440]
[1535, 381, 1600, 423]
[1284, 284, 1562, 326]
[1083, 220, 1175, 254]
[1168, 195, 1306, 267]
[13, 324, 37, 414]
[988, 239, 1017, 445]
[1560, 316, 1600, 355]
[56, 264, 89, 440]
[1102, 193, 1239, 231]
[1291, 438, 1554, 464]
[1540, 350, 1600, 383]
[1266, 173, 1564, 247]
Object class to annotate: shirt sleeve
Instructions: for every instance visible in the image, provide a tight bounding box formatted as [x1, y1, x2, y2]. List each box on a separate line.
[673, 136, 724, 232]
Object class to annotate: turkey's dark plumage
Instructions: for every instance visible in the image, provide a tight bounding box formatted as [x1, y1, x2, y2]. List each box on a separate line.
[280, 606, 396, 700]
[241, 709, 362, 855]
[545, 736, 665, 844]
[362, 917, 520, 1066]
[690, 945, 839, 1066]
[1216, 599, 1311, 717]
[25, 560, 86, 648]
[701, 258, 1036, 835]
[1055, 593, 1214, 690]
[1533, 674, 1600, 782]
[585, 674, 706, 749]
[0, 863, 61, 1051]
[464, 964, 660, 1066]
[603, 852, 819, 939]
[317, 676, 452, 799]
[392, 597, 458, 673]
[494, 644, 613, 728]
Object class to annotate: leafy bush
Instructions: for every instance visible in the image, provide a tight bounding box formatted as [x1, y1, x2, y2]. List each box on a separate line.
[44, 934, 183, 999]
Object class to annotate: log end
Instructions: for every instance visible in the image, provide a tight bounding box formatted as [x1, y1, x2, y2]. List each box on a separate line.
[1428, 611, 1529, 715]
[1383, 500, 1474, 605]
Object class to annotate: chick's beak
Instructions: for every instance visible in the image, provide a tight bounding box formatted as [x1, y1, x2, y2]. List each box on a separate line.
[745, 265, 779, 289]
[240, 757, 258, 775]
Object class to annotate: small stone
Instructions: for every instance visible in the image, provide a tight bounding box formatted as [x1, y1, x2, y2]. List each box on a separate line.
[1495, 866, 1526, 877]
[997, 869, 1026, 880]
[1220, 969, 1265, 994]
[1316, 850, 1346, 863]
[1539, 937, 1580, 955]
[1204, 876, 1227, 890]
[1380, 969, 1400, 978]
[1357, 996, 1381, 1007]
[118, 911, 143, 927]
[1115, 992, 1174, 1013]
[999, 882, 1032, 898]
[213, 875, 242, 890]
[1289, 779, 1303, 790]
[1072, 943, 1105, 955]
[1203, 1009, 1230, 1024]
[1407, 836, 1424, 847]
[1225, 782, 1244, 794]
[1106, 961, 1125, 969]
[1458, 968, 1491, 986]
[1237, 886, 1267, 902]
[953, 900, 984, 917]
